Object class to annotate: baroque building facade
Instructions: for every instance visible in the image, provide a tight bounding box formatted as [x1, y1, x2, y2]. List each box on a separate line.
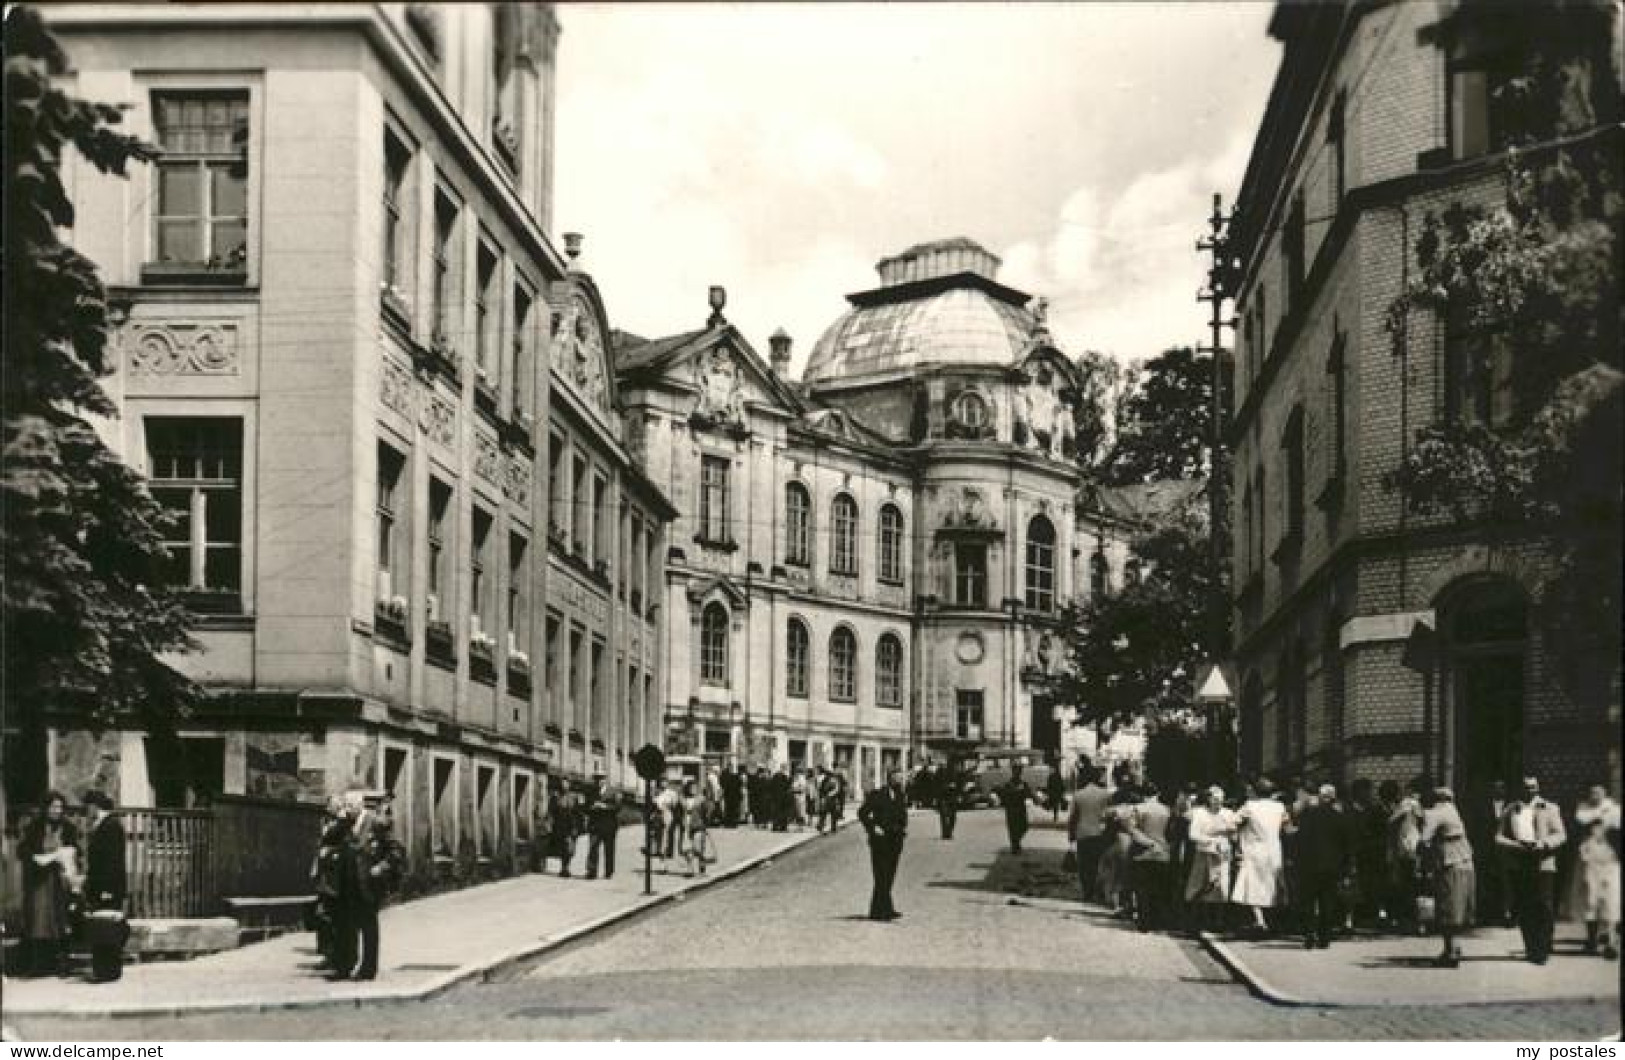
[1227, 1, 1621, 804]
[20, 2, 673, 890]
[618, 238, 1133, 791]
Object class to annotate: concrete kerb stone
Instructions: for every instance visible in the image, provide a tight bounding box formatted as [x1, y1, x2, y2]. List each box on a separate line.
[9, 820, 852, 1024]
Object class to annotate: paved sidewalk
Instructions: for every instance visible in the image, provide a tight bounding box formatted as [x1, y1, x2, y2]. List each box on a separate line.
[2, 820, 842, 1020]
[1204, 923, 1621, 1007]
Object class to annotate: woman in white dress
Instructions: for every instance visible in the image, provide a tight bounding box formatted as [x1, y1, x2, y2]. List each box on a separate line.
[1232, 778, 1289, 934]
[1185, 785, 1239, 931]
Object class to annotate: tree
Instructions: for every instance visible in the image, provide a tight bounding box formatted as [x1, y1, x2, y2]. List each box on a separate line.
[1096, 346, 1213, 486]
[3, 5, 195, 769]
[1384, 143, 1622, 661]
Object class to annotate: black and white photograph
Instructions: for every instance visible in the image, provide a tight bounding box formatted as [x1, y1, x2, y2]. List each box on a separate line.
[1, 0, 1620, 1045]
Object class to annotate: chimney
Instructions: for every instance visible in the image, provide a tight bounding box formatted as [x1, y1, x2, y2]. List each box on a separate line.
[769, 328, 792, 376]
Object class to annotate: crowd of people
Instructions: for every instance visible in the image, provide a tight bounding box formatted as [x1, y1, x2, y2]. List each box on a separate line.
[1051, 764, 1620, 967]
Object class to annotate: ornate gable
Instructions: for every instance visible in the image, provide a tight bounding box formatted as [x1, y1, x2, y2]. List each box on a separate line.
[552, 278, 617, 419]
[1011, 346, 1082, 460]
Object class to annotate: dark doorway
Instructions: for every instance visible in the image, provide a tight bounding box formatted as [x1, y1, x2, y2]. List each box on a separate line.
[1029, 693, 1056, 754]
[1442, 579, 1527, 795]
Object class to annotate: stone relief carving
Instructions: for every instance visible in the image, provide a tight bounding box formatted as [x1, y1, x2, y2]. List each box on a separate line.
[419, 388, 457, 447]
[692, 346, 746, 429]
[503, 453, 531, 506]
[554, 298, 608, 412]
[944, 487, 991, 529]
[1014, 361, 1077, 459]
[474, 430, 501, 486]
[380, 356, 414, 417]
[129, 323, 239, 375]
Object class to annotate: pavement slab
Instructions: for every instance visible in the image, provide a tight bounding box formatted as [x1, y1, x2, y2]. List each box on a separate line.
[1, 819, 836, 1020]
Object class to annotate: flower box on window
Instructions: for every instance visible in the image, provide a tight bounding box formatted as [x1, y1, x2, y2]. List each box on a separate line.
[469, 629, 496, 661]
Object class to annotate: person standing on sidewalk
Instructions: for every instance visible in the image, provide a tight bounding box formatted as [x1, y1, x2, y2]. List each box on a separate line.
[770, 764, 793, 832]
[80, 791, 129, 983]
[1231, 778, 1288, 936]
[721, 764, 744, 828]
[346, 791, 404, 982]
[1385, 778, 1424, 934]
[1496, 775, 1567, 964]
[1068, 769, 1110, 904]
[17, 792, 78, 978]
[1046, 767, 1067, 824]
[816, 766, 842, 833]
[1572, 782, 1619, 960]
[858, 768, 909, 921]
[1127, 781, 1172, 932]
[998, 765, 1035, 854]
[1293, 784, 1352, 950]
[936, 762, 960, 840]
[1419, 786, 1475, 968]
[680, 779, 711, 877]
[585, 776, 620, 881]
[550, 781, 583, 878]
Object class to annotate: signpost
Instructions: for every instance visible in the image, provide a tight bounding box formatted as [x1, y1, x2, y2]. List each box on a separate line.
[632, 743, 666, 897]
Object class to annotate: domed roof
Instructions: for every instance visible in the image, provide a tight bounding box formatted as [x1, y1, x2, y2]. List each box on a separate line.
[804, 237, 1042, 384]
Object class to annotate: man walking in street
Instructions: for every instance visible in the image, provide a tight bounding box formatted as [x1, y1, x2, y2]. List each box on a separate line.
[1496, 775, 1567, 964]
[817, 766, 842, 833]
[1068, 767, 1111, 903]
[1294, 783, 1352, 949]
[858, 768, 909, 921]
[999, 764, 1035, 854]
[80, 791, 128, 983]
[936, 760, 960, 840]
[585, 775, 620, 880]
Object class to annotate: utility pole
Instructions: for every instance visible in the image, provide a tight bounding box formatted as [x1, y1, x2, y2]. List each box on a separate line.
[1196, 192, 1238, 778]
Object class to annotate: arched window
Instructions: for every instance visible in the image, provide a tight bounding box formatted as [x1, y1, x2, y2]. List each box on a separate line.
[875, 633, 904, 708]
[1090, 552, 1110, 598]
[1025, 515, 1056, 611]
[700, 602, 728, 685]
[786, 618, 810, 698]
[829, 626, 857, 702]
[831, 494, 858, 575]
[784, 482, 811, 566]
[878, 504, 904, 583]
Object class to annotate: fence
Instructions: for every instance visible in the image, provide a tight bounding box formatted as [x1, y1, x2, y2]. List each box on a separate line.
[122, 808, 216, 919]
[211, 794, 324, 898]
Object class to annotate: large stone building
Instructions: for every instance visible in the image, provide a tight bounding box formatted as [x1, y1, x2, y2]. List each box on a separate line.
[1227, 1, 1621, 801]
[20, 2, 673, 888]
[617, 238, 1137, 790]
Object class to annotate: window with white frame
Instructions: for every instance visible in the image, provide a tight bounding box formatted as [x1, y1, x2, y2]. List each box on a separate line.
[1025, 515, 1056, 612]
[785, 482, 811, 566]
[700, 603, 729, 685]
[953, 541, 987, 607]
[381, 129, 411, 297]
[875, 633, 904, 708]
[507, 531, 528, 645]
[786, 618, 809, 698]
[829, 627, 857, 702]
[699, 455, 730, 544]
[151, 92, 248, 270]
[878, 504, 904, 583]
[146, 417, 244, 598]
[830, 494, 858, 575]
[376, 442, 406, 603]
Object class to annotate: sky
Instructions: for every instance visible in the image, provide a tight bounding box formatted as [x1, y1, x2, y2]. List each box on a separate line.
[555, 2, 1281, 376]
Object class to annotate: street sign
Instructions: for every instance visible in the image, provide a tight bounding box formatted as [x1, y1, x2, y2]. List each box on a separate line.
[632, 743, 666, 781]
[1194, 663, 1233, 702]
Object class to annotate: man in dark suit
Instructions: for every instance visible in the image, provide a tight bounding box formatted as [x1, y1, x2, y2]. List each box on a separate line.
[998, 765, 1035, 854]
[585, 776, 621, 880]
[858, 769, 909, 921]
[720, 765, 743, 828]
[935, 761, 960, 840]
[770, 765, 793, 832]
[81, 790, 128, 982]
[1293, 783, 1352, 949]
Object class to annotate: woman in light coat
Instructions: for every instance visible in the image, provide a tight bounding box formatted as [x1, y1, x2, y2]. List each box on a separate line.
[1419, 787, 1476, 967]
[1231, 778, 1289, 934]
[1185, 785, 1238, 931]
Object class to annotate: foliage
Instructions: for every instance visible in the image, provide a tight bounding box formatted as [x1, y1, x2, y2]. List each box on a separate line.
[1069, 349, 1136, 475]
[1094, 346, 1213, 486]
[1384, 144, 1622, 646]
[3, 6, 196, 732]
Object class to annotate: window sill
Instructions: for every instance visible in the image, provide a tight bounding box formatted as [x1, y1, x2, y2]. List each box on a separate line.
[829, 696, 857, 705]
[878, 576, 906, 588]
[182, 590, 245, 615]
[695, 536, 739, 553]
[828, 568, 859, 580]
[474, 377, 500, 419]
[193, 612, 255, 633]
[142, 263, 249, 287]
[567, 729, 585, 747]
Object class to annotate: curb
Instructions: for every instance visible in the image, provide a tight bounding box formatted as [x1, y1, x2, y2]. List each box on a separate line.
[1198, 932, 1622, 1010]
[5, 821, 853, 1024]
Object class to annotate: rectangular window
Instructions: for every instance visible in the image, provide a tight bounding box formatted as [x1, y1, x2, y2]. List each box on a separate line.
[699, 455, 730, 543]
[1450, 48, 1535, 160]
[1445, 307, 1516, 428]
[475, 241, 498, 379]
[593, 475, 610, 569]
[1327, 92, 1346, 207]
[590, 638, 605, 737]
[511, 283, 533, 416]
[1283, 408, 1305, 546]
[1283, 193, 1305, 313]
[427, 478, 452, 619]
[548, 433, 567, 538]
[507, 532, 528, 643]
[431, 756, 457, 858]
[544, 613, 562, 715]
[1327, 330, 1348, 480]
[152, 92, 248, 270]
[953, 541, 987, 607]
[629, 512, 645, 602]
[381, 130, 411, 294]
[475, 764, 496, 857]
[568, 626, 586, 731]
[431, 190, 459, 343]
[470, 507, 493, 633]
[955, 689, 984, 741]
[376, 442, 406, 601]
[146, 417, 244, 599]
[571, 454, 590, 556]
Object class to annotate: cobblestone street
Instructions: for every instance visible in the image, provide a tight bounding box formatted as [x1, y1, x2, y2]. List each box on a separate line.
[13, 812, 1616, 1041]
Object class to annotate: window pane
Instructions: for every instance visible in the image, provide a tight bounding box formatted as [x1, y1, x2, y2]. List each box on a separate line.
[204, 486, 242, 542]
[204, 545, 241, 591]
[212, 221, 247, 263]
[158, 164, 203, 215]
[157, 220, 202, 263]
[161, 545, 193, 588]
[212, 166, 247, 216]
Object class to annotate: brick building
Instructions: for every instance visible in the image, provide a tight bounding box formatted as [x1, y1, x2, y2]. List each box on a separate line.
[1227, 0, 1621, 803]
[13, 2, 674, 891]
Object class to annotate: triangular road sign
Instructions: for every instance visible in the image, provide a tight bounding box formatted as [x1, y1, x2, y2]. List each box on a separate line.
[1194, 663, 1233, 702]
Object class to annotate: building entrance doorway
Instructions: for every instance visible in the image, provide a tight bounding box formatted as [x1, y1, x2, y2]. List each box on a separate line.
[1441, 578, 1527, 796]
